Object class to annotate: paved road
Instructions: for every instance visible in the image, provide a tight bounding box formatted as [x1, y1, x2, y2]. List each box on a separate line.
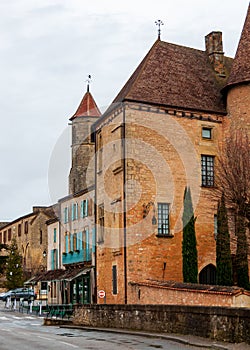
[0, 307, 200, 350]
[1, 304, 250, 350]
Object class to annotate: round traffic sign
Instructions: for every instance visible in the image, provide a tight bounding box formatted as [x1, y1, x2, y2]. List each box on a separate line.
[98, 290, 105, 298]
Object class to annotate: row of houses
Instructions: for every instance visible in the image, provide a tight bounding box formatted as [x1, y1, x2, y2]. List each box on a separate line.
[1, 4, 250, 306]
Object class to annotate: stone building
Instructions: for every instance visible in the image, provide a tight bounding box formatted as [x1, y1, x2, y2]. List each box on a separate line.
[0, 206, 56, 279]
[93, 5, 250, 304]
[41, 86, 101, 305]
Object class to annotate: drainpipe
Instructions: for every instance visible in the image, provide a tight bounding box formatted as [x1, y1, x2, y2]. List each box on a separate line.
[122, 103, 127, 304]
[94, 127, 97, 304]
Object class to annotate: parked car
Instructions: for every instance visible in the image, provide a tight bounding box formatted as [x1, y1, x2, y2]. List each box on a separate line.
[0, 288, 37, 302]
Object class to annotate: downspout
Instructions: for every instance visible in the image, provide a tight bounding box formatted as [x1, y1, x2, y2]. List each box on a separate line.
[122, 103, 127, 304]
[94, 127, 97, 304]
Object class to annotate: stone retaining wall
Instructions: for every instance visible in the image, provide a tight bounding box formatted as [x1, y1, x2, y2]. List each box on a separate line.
[73, 304, 250, 344]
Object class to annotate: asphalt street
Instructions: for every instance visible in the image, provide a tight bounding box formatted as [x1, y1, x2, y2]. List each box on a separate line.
[0, 303, 249, 350]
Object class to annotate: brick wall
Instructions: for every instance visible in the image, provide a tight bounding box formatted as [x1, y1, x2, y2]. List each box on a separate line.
[128, 281, 250, 308]
[73, 304, 250, 344]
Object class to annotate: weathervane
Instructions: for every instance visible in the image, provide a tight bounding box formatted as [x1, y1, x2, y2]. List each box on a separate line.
[86, 74, 92, 92]
[155, 20, 164, 40]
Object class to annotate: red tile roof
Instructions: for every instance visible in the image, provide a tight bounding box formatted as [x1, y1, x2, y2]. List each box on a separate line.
[130, 280, 250, 296]
[113, 39, 233, 114]
[224, 4, 250, 90]
[70, 91, 101, 121]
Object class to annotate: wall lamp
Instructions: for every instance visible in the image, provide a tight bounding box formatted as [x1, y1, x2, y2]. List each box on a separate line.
[142, 201, 157, 225]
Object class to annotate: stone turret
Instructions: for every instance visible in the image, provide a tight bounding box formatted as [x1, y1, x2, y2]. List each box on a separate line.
[69, 84, 101, 194]
[223, 4, 250, 132]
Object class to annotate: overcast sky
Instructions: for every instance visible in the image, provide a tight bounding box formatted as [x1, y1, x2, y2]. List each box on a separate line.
[0, 0, 249, 221]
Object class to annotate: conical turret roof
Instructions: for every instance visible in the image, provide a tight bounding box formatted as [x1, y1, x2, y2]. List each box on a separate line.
[225, 4, 250, 90]
[70, 86, 101, 121]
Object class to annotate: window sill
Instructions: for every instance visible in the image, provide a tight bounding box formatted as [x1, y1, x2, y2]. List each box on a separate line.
[156, 234, 174, 238]
[113, 166, 123, 175]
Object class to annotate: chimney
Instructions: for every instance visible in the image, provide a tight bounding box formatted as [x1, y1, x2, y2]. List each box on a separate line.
[205, 31, 226, 76]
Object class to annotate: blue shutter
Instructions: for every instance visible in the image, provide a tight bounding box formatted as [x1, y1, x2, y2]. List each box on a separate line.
[54, 228, 56, 243]
[92, 227, 96, 253]
[65, 234, 69, 253]
[81, 201, 84, 218]
[71, 203, 74, 221]
[86, 229, 89, 261]
[51, 249, 54, 270]
[70, 233, 74, 251]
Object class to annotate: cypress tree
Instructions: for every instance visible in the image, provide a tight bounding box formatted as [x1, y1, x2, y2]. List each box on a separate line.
[5, 238, 24, 290]
[182, 187, 198, 283]
[216, 194, 233, 286]
[235, 214, 249, 290]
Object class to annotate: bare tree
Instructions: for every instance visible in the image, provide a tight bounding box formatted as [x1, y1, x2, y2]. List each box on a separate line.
[216, 129, 250, 289]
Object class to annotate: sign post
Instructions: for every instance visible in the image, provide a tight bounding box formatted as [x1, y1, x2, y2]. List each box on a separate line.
[98, 290, 106, 303]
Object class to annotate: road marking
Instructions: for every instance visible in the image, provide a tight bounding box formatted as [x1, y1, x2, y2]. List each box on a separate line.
[59, 341, 79, 348]
[38, 335, 53, 341]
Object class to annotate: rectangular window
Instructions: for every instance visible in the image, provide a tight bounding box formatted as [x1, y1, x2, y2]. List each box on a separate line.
[64, 207, 69, 224]
[112, 265, 118, 295]
[157, 203, 170, 235]
[0, 232, 2, 243]
[202, 127, 212, 139]
[53, 228, 57, 243]
[72, 203, 78, 221]
[3, 231, 7, 243]
[214, 214, 218, 240]
[73, 233, 77, 251]
[40, 230, 43, 244]
[80, 200, 88, 218]
[201, 155, 215, 187]
[98, 204, 104, 243]
[24, 221, 28, 234]
[18, 224, 21, 237]
[8, 228, 11, 241]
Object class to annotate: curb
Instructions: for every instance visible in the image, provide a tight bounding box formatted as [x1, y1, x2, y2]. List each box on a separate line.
[59, 325, 230, 350]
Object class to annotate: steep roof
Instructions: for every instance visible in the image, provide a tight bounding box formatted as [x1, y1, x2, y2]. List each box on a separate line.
[113, 39, 233, 114]
[70, 88, 101, 121]
[225, 4, 250, 90]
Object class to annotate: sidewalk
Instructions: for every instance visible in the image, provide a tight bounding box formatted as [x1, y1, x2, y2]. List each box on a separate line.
[60, 324, 250, 350]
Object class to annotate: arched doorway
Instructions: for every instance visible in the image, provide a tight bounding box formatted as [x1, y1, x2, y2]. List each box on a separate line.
[199, 264, 216, 285]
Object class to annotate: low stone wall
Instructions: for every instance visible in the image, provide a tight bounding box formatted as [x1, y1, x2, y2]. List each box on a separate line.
[73, 304, 250, 344]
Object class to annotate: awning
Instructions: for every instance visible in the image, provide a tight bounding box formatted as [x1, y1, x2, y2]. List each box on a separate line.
[24, 267, 93, 284]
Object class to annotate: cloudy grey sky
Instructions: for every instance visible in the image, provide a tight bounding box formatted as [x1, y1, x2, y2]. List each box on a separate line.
[0, 0, 249, 221]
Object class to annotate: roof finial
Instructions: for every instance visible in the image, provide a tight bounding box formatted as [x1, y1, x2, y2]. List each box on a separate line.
[155, 20, 164, 40]
[86, 74, 92, 92]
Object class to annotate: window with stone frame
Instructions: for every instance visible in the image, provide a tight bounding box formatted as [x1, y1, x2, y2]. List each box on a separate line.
[157, 203, 170, 236]
[24, 221, 28, 234]
[112, 265, 118, 295]
[202, 127, 212, 139]
[73, 232, 77, 251]
[8, 228, 11, 241]
[18, 224, 22, 237]
[201, 155, 215, 187]
[98, 204, 104, 243]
